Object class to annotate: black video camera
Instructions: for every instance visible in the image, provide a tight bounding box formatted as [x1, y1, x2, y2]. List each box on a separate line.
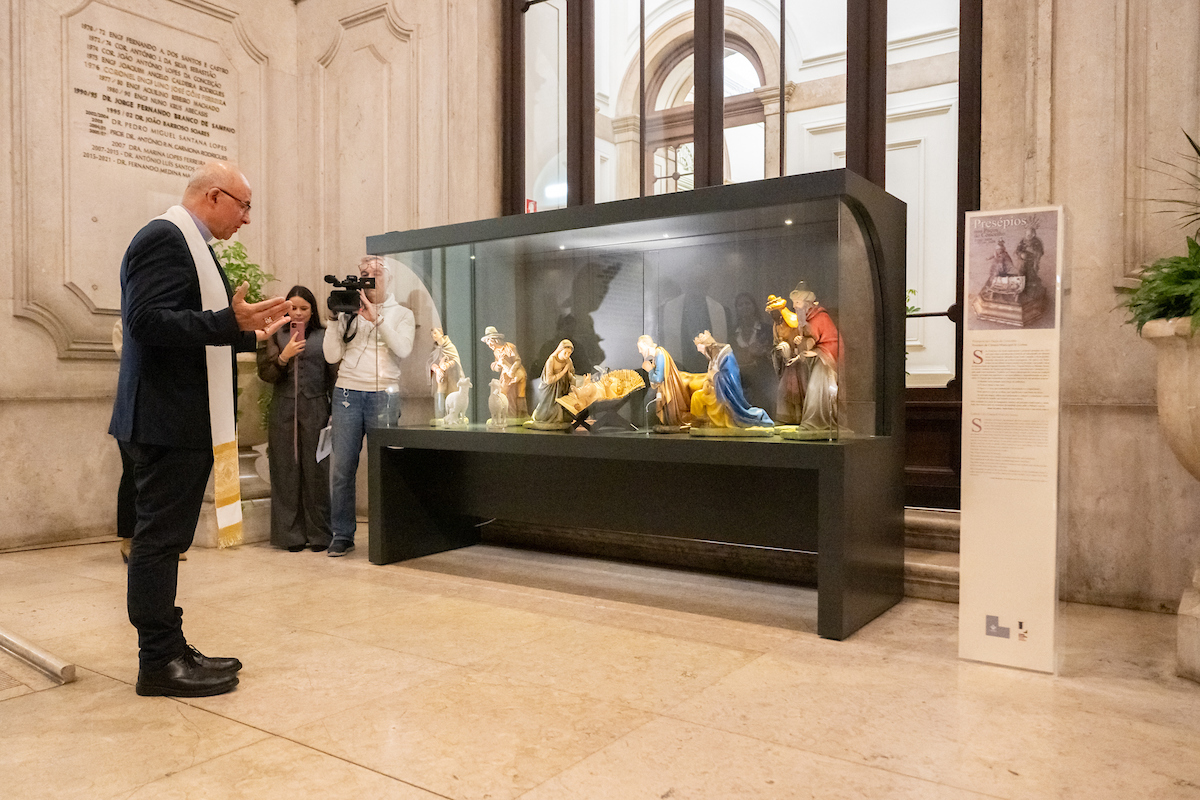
[324, 274, 376, 315]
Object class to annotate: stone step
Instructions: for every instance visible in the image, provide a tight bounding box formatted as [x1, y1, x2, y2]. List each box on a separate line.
[904, 507, 960, 553]
[903, 507, 959, 602]
[904, 547, 959, 603]
[903, 508, 960, 602]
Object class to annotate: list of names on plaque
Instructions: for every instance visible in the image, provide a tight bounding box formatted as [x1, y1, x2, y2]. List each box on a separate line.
[70, 11, 238, 179]
[63, 4, 242, 312]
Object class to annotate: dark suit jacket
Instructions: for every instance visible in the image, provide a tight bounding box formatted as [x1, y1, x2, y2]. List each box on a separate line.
[108, 218, 256, 449]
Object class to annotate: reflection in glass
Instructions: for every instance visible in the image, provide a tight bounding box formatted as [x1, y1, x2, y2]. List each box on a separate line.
[652, 142, 694, 194]
[525, 1, 567, 211]
[887, 0, 961, 386]
[783, 1, 847, 177]
[640, 1, 696, 197]
[725, 123, 765, 184]
[594, 1, 640, 202]
[905, 314, 958, 388]
[837, 199, 878, 435]
[721, 5, 774, 186]
[365, 252, 448, 425]
[724, 50, 762, 96]
[655, 53, 694, 110]
[381, 192, 885, 437]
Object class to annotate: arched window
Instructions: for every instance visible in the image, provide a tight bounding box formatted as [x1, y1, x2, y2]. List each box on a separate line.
[645, 39, 768, 194]
[504, 0, 983, 510]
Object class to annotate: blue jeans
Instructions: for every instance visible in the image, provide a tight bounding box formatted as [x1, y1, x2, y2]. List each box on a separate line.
[330, 388, 400, 544]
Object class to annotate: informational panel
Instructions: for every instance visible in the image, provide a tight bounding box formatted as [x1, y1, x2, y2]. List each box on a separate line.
[959, 206, 1064, 673]
[66, 4, 238, 311]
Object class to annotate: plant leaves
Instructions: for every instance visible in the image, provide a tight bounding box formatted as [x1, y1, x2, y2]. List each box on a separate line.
[214, 241, 274, 303]
[1127, 131, 1200, 331]
[1125, 236, 1200, 332]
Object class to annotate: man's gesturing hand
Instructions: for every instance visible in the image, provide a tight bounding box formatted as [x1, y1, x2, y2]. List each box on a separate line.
[232, 282, 292, 339]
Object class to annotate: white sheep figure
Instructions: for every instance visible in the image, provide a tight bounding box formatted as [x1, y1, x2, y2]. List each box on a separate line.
[487, 377, 509, 427]
[442, 375, 472, 426]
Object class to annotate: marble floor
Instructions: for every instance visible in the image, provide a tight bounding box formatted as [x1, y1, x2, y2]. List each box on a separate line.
[1, 535, 1199, 800]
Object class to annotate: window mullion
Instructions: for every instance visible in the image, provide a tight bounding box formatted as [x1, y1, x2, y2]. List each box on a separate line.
[501, 0, 525, 215]
[845, 0, 886, 186]
[693, 0, 725, 189]
[566, 0, 595, 206]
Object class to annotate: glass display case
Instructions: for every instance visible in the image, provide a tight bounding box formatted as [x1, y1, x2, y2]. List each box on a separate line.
[364, 169, 906, 639]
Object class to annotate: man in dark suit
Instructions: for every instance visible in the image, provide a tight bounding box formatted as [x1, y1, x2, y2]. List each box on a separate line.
[109, 160, 291, 697]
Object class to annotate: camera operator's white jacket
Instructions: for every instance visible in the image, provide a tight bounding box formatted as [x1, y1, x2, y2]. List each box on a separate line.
[322, 294, 415, 392]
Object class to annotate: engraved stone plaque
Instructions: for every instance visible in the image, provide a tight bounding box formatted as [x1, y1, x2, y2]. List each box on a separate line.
[66, 4, 238, 312]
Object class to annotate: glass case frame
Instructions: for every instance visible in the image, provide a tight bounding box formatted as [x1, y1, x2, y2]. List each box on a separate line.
[365, 169, 906, 639]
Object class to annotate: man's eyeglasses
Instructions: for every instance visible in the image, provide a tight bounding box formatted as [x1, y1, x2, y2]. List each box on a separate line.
[216, 187, 252, 213]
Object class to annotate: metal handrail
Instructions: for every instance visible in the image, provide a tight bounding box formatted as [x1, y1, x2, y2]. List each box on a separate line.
[905, 304, 962, 323]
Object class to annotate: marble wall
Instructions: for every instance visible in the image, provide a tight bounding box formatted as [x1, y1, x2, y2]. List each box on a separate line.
[0, 0, 501, 551]
[984, 0, 1200, 611]
[5, 0, 1198, 616]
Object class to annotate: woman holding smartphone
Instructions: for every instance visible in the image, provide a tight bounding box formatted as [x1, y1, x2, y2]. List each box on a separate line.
[257, 285, 339, 551]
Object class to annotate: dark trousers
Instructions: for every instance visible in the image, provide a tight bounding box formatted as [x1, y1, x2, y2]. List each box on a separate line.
[267, 393, 333, 549]
[119, 440, 212, 671]
[117, 445, 136, 539]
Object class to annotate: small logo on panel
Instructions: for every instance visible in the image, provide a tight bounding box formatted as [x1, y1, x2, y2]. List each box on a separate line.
[986, 615, 1011, 638]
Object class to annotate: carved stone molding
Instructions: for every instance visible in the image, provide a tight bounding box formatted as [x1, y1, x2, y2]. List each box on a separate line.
[12, 0, 270, 360]
[311, 3, 417, 278]
[1111, 1, 1200, 289]
[980, 0, 1053, 214]
[1113, 0, 1142, 291]
[166, 0, 236, 23]
[753, 84, 782, 113]
[1025, 0, 1054, 208]
[319, 3, 413, 67]
[612, 114, 641, 139]
[1115, 0, 1148, 289]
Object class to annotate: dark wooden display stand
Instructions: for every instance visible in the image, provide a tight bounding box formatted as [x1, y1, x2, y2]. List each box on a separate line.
[365, 169, 907, 640]
[368, 426, 902, 640]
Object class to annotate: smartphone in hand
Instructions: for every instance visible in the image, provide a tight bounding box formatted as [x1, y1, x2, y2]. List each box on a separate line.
[290, 320, 304, 340]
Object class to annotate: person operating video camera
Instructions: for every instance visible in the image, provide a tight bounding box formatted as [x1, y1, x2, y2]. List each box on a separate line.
[322, 255, 415, 557]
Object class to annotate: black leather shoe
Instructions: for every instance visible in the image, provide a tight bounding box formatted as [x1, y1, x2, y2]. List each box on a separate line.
[188, 645, 242, 673]
[136, 653, 238, 697]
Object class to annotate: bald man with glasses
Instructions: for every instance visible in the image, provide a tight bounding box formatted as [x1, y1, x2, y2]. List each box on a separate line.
[109, 160, 291, 697]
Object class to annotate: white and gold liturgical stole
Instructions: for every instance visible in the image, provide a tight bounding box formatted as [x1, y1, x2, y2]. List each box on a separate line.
[156, 205, 243, 548]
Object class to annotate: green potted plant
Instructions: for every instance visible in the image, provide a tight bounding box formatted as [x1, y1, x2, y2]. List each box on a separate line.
[214, 241, 274, 303]
[1125, 132, 1200, 683]
[1127, 131, 1200, 336]
[213, 241, 275, 447]
[1125, 238, 1200, 335]
[1126, 132, 1200, 479]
